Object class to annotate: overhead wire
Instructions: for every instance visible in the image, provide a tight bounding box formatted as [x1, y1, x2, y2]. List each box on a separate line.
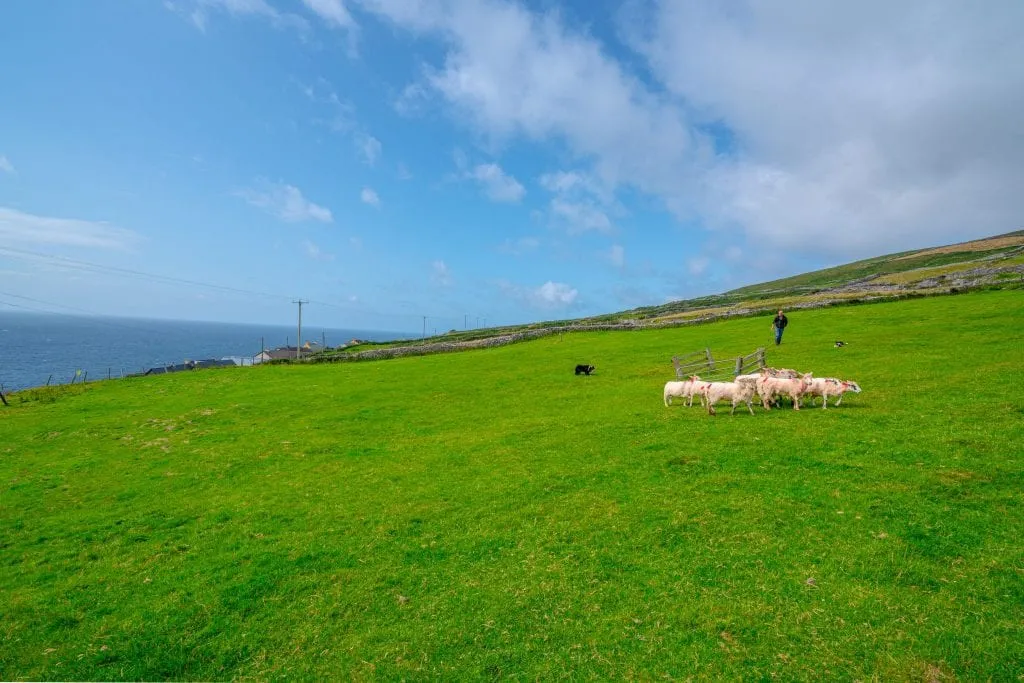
[0, 246, 482, 325]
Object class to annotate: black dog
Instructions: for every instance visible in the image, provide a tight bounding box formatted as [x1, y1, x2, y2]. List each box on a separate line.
[575, 364, 595, 376]
[834, 340, 847, 348]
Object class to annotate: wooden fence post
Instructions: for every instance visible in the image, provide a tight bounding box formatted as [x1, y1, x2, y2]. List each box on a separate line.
[705, 348, 715, 372]
[735, 356, 743, 376]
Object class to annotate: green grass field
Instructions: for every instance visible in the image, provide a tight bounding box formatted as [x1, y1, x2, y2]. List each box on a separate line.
[2, 291, 1023, 680]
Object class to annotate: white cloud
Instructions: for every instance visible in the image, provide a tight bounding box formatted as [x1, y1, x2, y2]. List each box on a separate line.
[467, 163, 525, 203]
[177, 0, 310, 33]
[498, 236, 540, 255]
[238, 181, 332, 223]
[533, 281, 578, 308]
[496, 278, 580, 309]
[358, 135, 382, 165]
[431, 259, 453, 286]
[539, 170, 616, 235]
[301, 0, 355, 29]
[550, 198, 611, 235]
[0, 156, 14, 175]
[396, 162, 413, 180]
[359, 0, 1024, 262]
[360, 187, 380, 207]
[302, 239, 335, 261]
[0, 206, 139, 250]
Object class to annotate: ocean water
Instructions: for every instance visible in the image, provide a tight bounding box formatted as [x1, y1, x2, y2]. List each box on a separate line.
[0, 312, 408, 391]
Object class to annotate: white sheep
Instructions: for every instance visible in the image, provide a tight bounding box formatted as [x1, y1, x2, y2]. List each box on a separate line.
[757, 372, 812, 410]
[803, 377, 863, 408]
[701, 380, 757, 416]
[802, 377, 841, 409]
[664, 376, 707, 407]
[829, 379, 862, 406]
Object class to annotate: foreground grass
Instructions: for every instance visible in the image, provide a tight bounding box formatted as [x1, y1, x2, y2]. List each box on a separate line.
[2, 291, 1023, 680]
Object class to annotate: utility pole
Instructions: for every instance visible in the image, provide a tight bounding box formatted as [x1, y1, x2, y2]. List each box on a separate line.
[422, 315, 426, 340]
[293, 300, 308, 360]
[464, 314, 468, 330]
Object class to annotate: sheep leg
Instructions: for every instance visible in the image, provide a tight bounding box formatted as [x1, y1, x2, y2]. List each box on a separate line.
[745, 398, 755, 416]
[792, 392, 801, 410]
[835, 395, 844, 406]
[822, 395, 828, 410]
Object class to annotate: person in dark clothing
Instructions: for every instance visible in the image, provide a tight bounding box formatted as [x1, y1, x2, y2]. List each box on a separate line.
[772, 310, 789, 345]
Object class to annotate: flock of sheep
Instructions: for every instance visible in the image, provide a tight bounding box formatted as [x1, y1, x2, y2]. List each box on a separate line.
[664, 367, 863, 416]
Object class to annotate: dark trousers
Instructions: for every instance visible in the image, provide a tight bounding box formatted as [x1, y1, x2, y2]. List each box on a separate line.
[774, 326, 784, 345]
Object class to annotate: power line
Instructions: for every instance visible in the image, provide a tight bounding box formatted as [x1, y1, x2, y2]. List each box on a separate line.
[0, 246, 294, 301]
[0, 291, 169, 335]
[0, 246, 478, 324]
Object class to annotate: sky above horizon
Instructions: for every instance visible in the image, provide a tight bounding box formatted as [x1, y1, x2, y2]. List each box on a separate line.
[1, 0, 1021, 334]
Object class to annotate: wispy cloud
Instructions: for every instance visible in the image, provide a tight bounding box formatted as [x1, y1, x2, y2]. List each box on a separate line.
[300, 0, 354, 29]
[394, 83, 430, 117]
[540, 170, 615, 235]
[452, 151, 525, 202]
[169, 0, 309, 34]
[358, 135, 382, 166]
[360, 187, 380, 207]
[498, 236, 541, 256]
[431, 260, 453, 287]
[297, 78, 354, 132]
[0, 206, 140, 250]
[302, 239, 334, 261]
[471, 163, 525, 203]
[237, 181, 332, 223]
[606, 244, 625, 269]
[0, 155, 15, 175]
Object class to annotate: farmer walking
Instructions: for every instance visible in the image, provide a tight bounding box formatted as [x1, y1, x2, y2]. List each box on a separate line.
[772, 309, 789, 346]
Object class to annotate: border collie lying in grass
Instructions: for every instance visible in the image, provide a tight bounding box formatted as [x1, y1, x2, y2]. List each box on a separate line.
[575, 364, 595, 375]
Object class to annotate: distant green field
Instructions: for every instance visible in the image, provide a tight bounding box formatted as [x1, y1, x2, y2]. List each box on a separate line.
[2, 291, 1023, 680]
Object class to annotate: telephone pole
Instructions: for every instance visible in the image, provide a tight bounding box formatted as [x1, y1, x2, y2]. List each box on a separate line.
[293, 300, 308, 360]
[422, 315, 427, 340]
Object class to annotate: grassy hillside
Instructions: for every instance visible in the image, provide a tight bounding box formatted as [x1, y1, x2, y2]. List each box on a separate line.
[2, 290, 1023, 679]
[308, 232, 1024, 359]
[618, 230, 1024, 324]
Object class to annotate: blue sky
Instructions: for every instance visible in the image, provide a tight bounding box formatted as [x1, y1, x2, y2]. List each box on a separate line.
[1, 0, 1021, 334]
